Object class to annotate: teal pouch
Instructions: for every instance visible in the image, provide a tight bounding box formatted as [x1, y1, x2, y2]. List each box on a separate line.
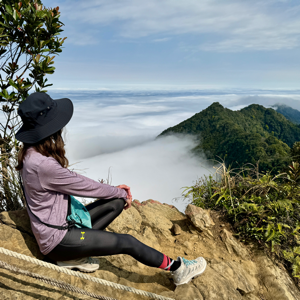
[67, 196, 92, 229]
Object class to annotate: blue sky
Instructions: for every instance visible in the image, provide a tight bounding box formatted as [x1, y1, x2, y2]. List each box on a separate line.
[42, 0, 300, 90]
[17, 1, 300, 208]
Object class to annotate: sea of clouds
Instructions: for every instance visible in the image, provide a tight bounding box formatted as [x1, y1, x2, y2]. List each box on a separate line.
[52, 88, 300, 212]
[4, 88, 300, 212]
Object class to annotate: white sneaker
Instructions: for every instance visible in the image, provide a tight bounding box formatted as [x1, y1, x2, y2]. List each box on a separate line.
[171, 256, 207, 285]
[57, 257, 99, 273]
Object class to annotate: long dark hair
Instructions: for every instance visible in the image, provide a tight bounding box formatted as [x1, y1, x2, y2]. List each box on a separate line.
[16, 129, 69, 170]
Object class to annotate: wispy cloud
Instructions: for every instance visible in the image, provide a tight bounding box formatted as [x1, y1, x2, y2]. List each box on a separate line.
[152, 37, 171, 43]
[66, 30, 99, 46]
[59, 0, 300, 51]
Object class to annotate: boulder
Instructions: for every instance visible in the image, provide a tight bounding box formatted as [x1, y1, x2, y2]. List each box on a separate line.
[107, 205, 142, 233]
[185, 204, 215, 237]
[132, 200, 185, 242]
[171, 224, 182, 235]
[0, 200, 300, 300]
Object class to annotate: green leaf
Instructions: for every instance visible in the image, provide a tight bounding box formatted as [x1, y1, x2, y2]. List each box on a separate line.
[2, 14, 8, 24]
[266, 229, 275, 242]
[13, 9, 17, 20]
[216, 194, 225, 205]
[5, 4, 13, 15]
[35, 54, 41, 63]
[45, 66, 55, 73]
[0, 89, 9, 99]
[43, 83, 53, 88]
[23, 83, 33, 89]
[0, 22, 9, 28]
[8, 78, 18, 89]
[41, 48, 51, 53]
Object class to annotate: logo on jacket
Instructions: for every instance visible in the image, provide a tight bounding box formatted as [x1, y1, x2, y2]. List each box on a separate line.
[81, 232, 85, 240]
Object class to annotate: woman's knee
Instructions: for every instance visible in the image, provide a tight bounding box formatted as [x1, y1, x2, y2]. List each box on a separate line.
[117, 234, 139, 252]
[111, 198, 126, 214]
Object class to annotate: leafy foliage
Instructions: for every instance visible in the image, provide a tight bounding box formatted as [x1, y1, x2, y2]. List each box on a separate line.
[291, 141, 300, 164]
[0, 0, 66, 211]
[160, 102, 300, 173]
[183, 153, 300, 278]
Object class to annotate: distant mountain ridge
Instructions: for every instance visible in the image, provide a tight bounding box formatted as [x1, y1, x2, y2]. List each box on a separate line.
[273, 103, 300, 124]
[159, 103, 300, 172]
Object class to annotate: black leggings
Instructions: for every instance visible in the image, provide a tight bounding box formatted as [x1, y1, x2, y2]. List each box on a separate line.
[47, 198, 164, 268]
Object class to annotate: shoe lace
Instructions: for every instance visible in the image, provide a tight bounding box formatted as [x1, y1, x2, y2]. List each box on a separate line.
[182, 257, 197, 267]
[87, 257, 97, 264]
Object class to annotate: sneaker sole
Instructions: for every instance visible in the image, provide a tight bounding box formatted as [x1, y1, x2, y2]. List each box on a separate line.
[58, 265, 99, 273]
[175, 258, 207, 286]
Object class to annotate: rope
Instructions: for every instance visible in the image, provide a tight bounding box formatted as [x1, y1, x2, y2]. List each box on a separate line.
[0, 247, 175, 300]
[0, 260, 116, 300]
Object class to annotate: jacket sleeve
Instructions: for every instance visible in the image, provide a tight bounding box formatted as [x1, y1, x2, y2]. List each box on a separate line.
[37, 157, 128, 200]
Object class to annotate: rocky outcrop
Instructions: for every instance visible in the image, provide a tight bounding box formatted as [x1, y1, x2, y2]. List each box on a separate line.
[185, 204, 215, 238]
[0, 199, 300, 300]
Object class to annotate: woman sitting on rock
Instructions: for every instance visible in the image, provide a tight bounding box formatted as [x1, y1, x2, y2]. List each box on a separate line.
[15, 92, 207, 286]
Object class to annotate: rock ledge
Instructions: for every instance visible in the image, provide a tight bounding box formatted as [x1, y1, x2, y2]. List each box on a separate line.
[0, 199, 299, 300]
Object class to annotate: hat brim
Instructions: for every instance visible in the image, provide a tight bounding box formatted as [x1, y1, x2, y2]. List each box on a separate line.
[16, 98, 73, 144]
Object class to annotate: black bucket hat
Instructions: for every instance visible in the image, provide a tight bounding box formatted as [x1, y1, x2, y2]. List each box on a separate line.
[16, 92, 73, 144]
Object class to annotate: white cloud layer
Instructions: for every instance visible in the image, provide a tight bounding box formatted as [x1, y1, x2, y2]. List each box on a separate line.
[60, 0, 300, 51]
[68, 135, 213, 212]
[5, 88, 300, 211]
[58, 88, 300, 211]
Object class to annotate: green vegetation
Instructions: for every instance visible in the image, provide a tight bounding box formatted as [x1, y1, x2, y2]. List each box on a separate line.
[183, 144, 300, 278]
[167, 103, 300, 278]
[273, 104, 300, 125]
[160, 102, 300, 173]
[0, 0, 66, 211]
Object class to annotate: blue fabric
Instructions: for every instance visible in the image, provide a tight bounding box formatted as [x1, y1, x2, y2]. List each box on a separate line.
[67, 196, 92, 229]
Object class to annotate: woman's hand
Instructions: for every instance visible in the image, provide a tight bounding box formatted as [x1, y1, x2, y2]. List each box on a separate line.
[116, 184, 132, 210]
[124, 197, 132, 210]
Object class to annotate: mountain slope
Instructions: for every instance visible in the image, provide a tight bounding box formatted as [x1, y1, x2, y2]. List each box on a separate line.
[273, 103, 300, 124]
[159, 103, 300, 171]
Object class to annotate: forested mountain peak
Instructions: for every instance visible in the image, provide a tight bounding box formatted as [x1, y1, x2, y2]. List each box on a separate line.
[159, 102, 300, 172]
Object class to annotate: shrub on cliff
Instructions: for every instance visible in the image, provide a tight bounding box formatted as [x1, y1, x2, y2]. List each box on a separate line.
[184, 154, 300, 278]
